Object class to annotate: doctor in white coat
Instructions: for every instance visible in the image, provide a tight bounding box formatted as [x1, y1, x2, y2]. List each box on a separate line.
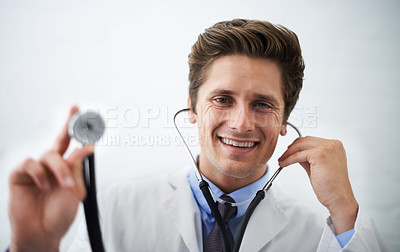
[7, 19, 387, 252]
[67, 167, 387, 251]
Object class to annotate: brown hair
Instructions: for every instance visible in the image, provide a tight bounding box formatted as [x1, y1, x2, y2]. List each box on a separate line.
[188, 19, 304, 121]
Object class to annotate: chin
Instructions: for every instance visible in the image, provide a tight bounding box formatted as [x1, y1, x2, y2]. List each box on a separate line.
[215, 160, 266, 179]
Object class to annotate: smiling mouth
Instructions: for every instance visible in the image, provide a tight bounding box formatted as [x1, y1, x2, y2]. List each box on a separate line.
[218, 137, 258, 148]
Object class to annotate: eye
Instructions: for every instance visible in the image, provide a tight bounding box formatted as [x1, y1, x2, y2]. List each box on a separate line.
[214, 97, 231, 104]
[255, 102, 272, 108]
[253, 101, 274, 111]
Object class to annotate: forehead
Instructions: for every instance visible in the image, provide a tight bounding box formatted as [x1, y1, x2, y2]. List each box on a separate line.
[200, 55, 284, 103]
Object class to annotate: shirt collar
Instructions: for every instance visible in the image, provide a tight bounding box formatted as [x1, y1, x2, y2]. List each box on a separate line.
[188, 166, 270, 218]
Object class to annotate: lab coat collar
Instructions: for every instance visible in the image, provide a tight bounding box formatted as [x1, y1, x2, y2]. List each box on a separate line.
[239, 187, 289, 251]
[164, 168, 203, 252]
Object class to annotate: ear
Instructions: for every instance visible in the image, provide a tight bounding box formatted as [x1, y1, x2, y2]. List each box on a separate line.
[280, 122, 287, 136]
[187, 96, 197, 124]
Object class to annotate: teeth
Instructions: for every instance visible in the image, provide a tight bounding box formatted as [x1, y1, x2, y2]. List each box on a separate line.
[221, 137, 255, 148]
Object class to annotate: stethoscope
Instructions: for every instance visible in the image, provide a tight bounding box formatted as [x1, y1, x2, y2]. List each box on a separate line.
[68, 108, 302, 252]
[173, 108, 302, 252]
[68, 111, 106, 252]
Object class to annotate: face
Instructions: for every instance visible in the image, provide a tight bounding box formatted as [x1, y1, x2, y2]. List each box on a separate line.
[189, 55, 287, 190]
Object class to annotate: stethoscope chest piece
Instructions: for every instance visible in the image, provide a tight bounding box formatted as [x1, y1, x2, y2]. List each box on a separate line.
[68, 111, 105, 145]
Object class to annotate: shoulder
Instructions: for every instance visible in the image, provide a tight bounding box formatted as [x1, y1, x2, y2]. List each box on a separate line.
[97, 167, 190, 209]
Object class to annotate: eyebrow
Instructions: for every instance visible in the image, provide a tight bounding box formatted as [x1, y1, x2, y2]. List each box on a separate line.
[253, 93, 280, 106]
[209, 89, 281, 106]
[209, 89, 235, 96]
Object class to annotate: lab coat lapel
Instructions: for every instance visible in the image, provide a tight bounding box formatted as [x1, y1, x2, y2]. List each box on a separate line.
[239, 189, 289, 251]
[163, 169, 203, 252]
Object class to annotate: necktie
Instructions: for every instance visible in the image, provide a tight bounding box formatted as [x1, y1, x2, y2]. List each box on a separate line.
[204, 195, 237, 252]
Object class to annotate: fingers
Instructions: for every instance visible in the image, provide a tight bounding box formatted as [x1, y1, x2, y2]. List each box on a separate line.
[279, 149, 310, 169]
[66, 145, 94, 166]
[278, 136, 322, 164]
[10, 145, 94, 201]
[25, 159, 51, 190]
[10, 158, 50, 190]
[9, 106, 94, 206]
[40, 151, 76, 188]
[39, 145, 94, 191]
[66, 146, 95, 200]
[278, 136, 346, 173]
[52, 106, 79, 155]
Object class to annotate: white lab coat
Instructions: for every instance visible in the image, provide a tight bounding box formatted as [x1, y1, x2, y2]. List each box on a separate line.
[68, 168, 388, 252]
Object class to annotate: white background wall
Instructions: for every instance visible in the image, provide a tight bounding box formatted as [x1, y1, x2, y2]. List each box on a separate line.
[0, 0, 399, 251]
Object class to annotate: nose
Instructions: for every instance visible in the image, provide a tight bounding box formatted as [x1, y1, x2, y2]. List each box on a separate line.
[228, 104, 255, 132]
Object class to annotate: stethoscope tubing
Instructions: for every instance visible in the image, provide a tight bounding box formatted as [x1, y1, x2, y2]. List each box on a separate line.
[200, 180, 231, 252]
[232, 189, 265, 252]
[83, 153, 106, 252]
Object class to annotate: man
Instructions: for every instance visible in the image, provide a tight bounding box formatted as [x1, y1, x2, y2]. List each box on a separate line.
[8, 19, 387, 251]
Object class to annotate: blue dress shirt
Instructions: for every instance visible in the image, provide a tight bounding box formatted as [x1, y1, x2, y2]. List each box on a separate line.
[188, 168, 354, 248]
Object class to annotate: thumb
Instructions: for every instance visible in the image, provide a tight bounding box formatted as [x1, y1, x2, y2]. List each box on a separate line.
[66, 146, 94, 201]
